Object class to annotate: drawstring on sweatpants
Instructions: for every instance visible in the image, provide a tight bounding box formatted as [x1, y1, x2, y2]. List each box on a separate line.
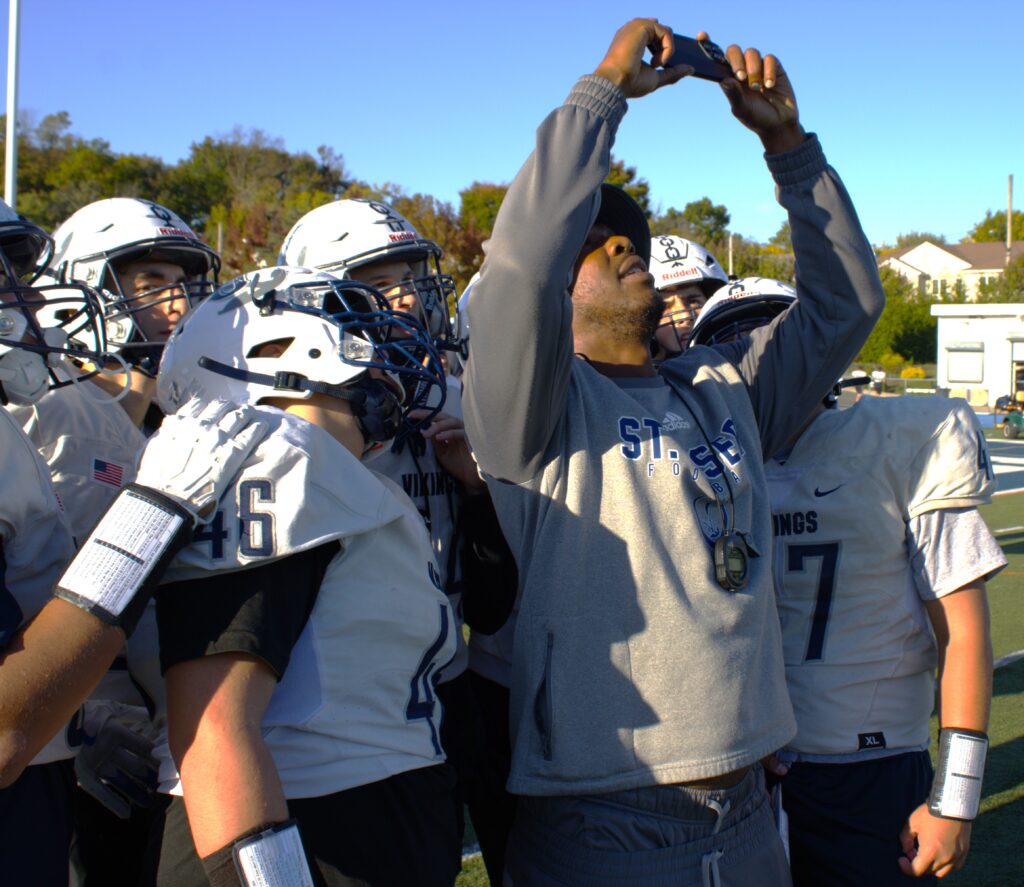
[700, 797, 730, 886]
[701, 848, 724, 887]
[707, 797, 731, 835]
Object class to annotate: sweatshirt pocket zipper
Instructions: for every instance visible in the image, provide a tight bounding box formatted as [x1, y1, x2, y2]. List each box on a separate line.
[533, 631, 554, 761]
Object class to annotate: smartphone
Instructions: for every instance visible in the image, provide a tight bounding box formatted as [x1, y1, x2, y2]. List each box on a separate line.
[663, 35, 733, 82]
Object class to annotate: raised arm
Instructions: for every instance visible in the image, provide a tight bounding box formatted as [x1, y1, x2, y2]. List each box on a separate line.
[462, 19, 687, 482]
[708, 42, 885, 456]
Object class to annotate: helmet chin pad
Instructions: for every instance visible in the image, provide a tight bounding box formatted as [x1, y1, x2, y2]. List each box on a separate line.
[349, 376, 404, 446]
[0, 347, 50, 404]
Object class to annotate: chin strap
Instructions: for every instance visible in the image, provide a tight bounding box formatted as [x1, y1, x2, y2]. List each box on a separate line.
[198, 356, 366, 404]
[197, 355, 402, 444]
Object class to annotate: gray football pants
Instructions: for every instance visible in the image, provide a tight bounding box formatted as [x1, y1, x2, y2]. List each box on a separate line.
[503, 764, 792, 887]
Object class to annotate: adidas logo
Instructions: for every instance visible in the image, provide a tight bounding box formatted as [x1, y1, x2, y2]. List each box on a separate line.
[661, 412, 691, 431]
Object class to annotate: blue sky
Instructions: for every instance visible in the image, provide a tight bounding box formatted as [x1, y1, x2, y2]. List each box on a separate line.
[4, 0, 1023, 247]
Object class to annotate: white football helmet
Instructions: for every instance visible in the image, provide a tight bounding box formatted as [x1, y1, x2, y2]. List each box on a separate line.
[649, 235, 728, 296]
[649, 236, 728, 353]
[0, 199, 107, 405]
[688, 277, 797, 348]
[157, 266, 446, 454]
[48, 198, 220, 374]
[278, 199, 455, 349]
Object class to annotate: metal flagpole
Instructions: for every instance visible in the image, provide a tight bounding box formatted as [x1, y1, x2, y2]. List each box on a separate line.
[5, 0, 21, 209]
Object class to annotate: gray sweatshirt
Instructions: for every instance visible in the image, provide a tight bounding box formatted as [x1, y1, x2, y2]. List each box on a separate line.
[462, 75, 884, 796]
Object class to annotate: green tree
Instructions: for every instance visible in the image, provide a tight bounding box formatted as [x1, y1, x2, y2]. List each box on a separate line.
[682, 197, 730, 246]
[648, 207, 694, 239]
[964, 210, 1024, 243]
[604, 157, 651, 216]
[895, 231, 946, 248]
[976, 256, 1024, 302]
[728, 234, 794, 281]
[858, 267, 936, 364]
[162, 128, 350, 276]
[3, 112, 169, 229]
[458, 182, 507, 240]
[768, 221, 791, 253]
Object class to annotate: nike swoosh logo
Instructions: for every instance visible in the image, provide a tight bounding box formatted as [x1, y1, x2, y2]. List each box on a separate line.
[814, 485, 844, 497]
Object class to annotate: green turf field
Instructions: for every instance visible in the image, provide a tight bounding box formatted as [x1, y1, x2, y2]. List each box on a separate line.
[456, 493, 1024, 886]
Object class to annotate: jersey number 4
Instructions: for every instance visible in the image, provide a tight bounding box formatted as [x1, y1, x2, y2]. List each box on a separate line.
[406, 603, 451, 756]
[786, 542, 841, 662]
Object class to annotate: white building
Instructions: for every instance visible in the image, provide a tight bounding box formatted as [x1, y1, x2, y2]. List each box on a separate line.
[930, 303, 1024, 407]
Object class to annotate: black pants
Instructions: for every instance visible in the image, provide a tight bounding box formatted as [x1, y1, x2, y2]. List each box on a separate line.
[157, 763, 461, 887]
[0, 759, 76, 887]
[783, 751, 936, 887]
[463, 672, 518, 886]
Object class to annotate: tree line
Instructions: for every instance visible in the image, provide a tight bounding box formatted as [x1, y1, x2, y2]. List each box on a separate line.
[4, 111, 1022, 369]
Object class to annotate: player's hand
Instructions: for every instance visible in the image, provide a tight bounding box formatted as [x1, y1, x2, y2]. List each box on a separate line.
[134, 398, 268, 524]
[898, 803, 973, 878]
[75, 703, 158, 819]
[409, 410, 487, 493]
[713, 32, 805, 154]
[594, 18, 691, 99]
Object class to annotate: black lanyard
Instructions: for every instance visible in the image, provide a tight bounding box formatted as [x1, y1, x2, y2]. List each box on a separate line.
[660, 374, 754, 591]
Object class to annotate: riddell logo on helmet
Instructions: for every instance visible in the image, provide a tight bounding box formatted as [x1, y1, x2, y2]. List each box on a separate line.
[158, 227, 199, 240]
[388, 232, 416, 243]
[664, 267, 701, 281]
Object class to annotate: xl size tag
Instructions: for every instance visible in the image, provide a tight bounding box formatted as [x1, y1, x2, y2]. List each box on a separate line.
[858, 732, 887, 751]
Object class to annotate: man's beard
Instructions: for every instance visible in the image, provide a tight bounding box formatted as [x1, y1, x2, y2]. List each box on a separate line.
[573, 292, 663, 346]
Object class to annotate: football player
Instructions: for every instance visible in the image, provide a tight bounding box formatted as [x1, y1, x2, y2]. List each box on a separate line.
[47, 197, 221, 430]
[0, 198, 256, 883]
[10, 198, 221, 545]
[648, 234, 728, 358]
[689, 278, 1006, 884]
[149, 266, 461, 886]
[280, 199, 486, 846]
[8, 199, 221, 884]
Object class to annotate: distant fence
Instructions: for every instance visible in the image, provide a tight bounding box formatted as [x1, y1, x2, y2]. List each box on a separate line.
[845, 378, 1001, 410]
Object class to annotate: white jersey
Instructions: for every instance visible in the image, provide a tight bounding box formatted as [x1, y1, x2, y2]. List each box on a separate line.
[7, 378, 145, 543]
[0, 410, 81, 765]
[154, 407, 457, 798]
[765, 396, 998, 757]
[8, 379, 149, 709]
[373, 377, 467, 680]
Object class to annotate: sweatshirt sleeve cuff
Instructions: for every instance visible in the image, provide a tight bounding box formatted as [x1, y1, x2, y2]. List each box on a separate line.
[565, 75, 628, 131]
[765, 133, 826, 188]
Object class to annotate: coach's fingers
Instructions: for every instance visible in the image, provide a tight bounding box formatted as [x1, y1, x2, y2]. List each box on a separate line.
[725, 43, 747, 81]
[744, 47, 765, 90]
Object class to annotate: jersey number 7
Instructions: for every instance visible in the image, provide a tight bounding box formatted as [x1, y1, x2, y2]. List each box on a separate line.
[787, 542, 842, 662]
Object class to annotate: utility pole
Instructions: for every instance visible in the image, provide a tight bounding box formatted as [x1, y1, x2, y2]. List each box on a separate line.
[4, 0, 21, 209]
[1007, 174, 1014, 268]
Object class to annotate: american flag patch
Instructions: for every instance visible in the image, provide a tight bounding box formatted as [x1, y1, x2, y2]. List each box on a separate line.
[92, 459, 125, 487]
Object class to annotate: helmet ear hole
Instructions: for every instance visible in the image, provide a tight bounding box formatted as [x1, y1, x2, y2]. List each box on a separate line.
[247, 338, 294, 360]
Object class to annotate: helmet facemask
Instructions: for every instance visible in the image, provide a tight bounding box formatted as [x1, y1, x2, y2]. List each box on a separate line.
[158, 269, 446, 455]
[0, 218, 109, 405]
[0, 280, 108, 405]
